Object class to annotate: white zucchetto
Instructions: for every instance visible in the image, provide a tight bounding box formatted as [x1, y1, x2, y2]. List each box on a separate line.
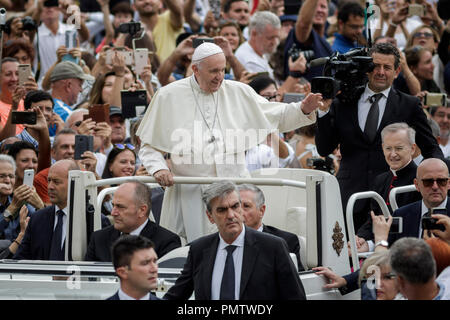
[191, 42, 224, 64]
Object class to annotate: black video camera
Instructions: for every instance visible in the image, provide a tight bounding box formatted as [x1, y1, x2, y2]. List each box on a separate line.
[310, 47, 374, 103]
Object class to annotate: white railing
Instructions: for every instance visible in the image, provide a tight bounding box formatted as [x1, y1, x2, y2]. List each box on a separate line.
[389, 184, 417, 211]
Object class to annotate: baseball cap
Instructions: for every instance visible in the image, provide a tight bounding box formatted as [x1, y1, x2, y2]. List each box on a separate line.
[109, 106, 124, 118]
[50, 61, 95, 83]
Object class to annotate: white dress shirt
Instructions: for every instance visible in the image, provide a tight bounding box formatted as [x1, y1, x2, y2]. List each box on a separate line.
[211, 226, 245, 300]
[419, 198, 448, 238]
[118, 288, 150, 300]
[357, 86, 391, 132]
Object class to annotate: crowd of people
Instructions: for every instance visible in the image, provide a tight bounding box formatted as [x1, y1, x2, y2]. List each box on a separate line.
[0, 0, 449, 300]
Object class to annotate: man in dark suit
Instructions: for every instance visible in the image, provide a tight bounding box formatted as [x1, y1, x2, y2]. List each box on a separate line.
[85, 181, 181, 262]
[354, 123, 422, 252]
[14, 160, 78, 260]
[316, 42, 445, 231]
[107, 234, 160, 300]
[163, 180, 306, 300]
[237, 183, 304, 271]
[389, 158, 450, 245]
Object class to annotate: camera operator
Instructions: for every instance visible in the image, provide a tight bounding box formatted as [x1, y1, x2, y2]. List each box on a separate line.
[315, 42, 445, 231]
[283, 0, 333, 81]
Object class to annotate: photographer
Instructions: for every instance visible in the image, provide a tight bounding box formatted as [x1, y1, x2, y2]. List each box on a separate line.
[283, 0, 333, 81]
[315, 42, 445, 231]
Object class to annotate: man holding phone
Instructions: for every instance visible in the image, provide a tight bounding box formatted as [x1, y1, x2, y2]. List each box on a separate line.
[388, 158, 450, 245]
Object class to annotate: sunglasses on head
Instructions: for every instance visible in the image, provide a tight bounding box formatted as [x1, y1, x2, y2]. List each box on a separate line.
[421, 178, 448, 187]
[114, 143, 135, 151]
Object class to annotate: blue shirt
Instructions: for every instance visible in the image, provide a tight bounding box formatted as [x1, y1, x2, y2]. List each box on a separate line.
[0, 196, 35, 241]
[283, 28, 333, 81]
[53, 98, 72, 122]
[331, 33, 360, 54]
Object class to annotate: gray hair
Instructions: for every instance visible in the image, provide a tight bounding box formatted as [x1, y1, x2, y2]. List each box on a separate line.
[389, 237, 436, 284]
[249, 11, 281, 35]
[236, 183, 265, 208]
[381, 122, 416, 145]
[359, 250, 390, 285]
[53, 128, 77, 150]
[129, 181, 152, 216]
[202, 180, 240, 212]
[0, 154, 16, 173]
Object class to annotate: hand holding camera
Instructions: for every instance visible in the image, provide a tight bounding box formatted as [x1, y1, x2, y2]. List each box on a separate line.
[11, 86, 26, 110]
[24, 106, 48, 132]
[391, 3, 409, 25]
[213, 36, 233, 58]
[288, 53, 307, 74]
[77, 117, 96, 136]
[111, 51, 126, 76]
[429, 214, 450, 245]
[77, 151, 97, 173]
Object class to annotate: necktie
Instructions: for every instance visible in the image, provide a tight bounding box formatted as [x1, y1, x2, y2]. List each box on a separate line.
[49, 210, 65, 260]
[220, 245, 237, 300]
[364, 93, 383, 142]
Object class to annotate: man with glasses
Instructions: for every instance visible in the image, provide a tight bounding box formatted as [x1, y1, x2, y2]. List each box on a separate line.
[331, 1, 365, 54]
[49, 61, 94, 122]
[388, 158, 450, 245]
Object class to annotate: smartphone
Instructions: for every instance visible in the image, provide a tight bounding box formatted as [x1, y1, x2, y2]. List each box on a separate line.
[88, 104, 110, 123]
[65, 30, 77, 49]
[283, 93, 306, 103]
[121, 90, 147, 118]
[61, 54, 80, 65]
[389, 217, 403, 234]
[18, 64, 32, 85]
[209, 0, 221, 19]
[23, 169, 34, 187]
[192, 37, 215, 48]
[424, 93, 447, 107]
[408, 4, 425, 17]
[421, 216, 446, 232]
[134, 48, 149, 76]
[11, 111, 37, 125]
[74, 135, 94, 160]
[106, 49, 134, 65]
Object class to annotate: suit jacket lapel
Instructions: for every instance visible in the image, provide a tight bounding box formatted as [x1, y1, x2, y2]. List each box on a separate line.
[378, 88, 397, 133]
[43, 206, 56, 258]
[239, 227, 259, 299]
[201, 235, 219, 300]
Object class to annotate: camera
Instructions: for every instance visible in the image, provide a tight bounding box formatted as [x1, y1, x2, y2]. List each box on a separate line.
[421, 216, 446, 232]
[306, 156, 335, 175]
[310, 47, 374, 103]
[118, 22, 141, 36]
[21, 16, 37, 31]
[288, 43, 314, 62]
[424, 93, 447, 107]
[193, 37, 215, 48]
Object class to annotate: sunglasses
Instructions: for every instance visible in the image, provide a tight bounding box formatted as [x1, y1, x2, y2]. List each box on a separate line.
[421, 178, 448, 187]
[413, 32, 433, 39]
[114, 143, 135, 151]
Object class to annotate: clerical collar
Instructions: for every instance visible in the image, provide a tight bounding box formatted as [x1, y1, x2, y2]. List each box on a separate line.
[390, 160, 413, 177]
[362, 84, 391, 102]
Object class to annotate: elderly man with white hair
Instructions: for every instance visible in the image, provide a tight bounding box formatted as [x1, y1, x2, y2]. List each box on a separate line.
[137, 42, 324, 243]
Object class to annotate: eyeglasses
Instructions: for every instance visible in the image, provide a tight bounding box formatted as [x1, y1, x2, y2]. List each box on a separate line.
[0, 174, 15, 180]
[413, 32, 433, 39]
[381, 273, 396, 281]
[114, 143, 135, 151]
[262, 94, 281, 101]
[421, 178, 448, 187]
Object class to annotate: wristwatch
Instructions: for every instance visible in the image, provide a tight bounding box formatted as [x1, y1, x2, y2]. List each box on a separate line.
[3, 209, 13, 221]
[375, 240, 388, 248]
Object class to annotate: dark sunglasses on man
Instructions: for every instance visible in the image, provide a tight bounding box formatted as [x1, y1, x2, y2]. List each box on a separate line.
[421, 178, 448, 188]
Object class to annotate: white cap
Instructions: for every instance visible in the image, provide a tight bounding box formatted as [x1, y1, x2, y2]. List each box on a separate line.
[191, 42, 224, 64]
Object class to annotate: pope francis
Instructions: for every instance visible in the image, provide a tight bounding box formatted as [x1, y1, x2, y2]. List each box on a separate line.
[136, 42, 324, 243]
